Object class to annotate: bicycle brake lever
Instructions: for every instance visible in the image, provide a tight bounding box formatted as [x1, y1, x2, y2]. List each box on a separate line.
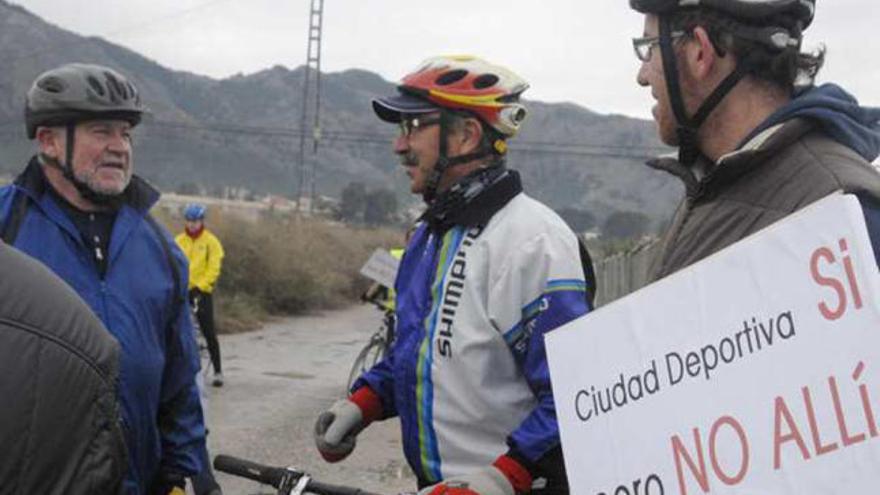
[288, 473, 311, 495]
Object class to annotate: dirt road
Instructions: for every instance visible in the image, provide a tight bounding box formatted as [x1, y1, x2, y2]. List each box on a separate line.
[202, 305, 416, 495]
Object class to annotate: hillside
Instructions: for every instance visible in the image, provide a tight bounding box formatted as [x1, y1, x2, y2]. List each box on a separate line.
[0, 0, 682, 228]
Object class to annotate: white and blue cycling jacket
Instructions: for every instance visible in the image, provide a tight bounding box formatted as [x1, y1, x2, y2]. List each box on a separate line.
[356, 170, 592, 484]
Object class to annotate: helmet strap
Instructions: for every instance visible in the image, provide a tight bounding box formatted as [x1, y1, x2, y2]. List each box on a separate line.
[660, 16, 755, 166]
[659, 16, 699, 165]
[51, 122, 123, 209]
[423, 110, 495, 203]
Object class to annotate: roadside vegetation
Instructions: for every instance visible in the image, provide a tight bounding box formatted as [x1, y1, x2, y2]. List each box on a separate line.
[154, 199, 659, 332]
[158, 209, 403, 333]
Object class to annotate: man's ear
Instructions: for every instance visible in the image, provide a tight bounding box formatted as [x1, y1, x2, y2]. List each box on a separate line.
[36, 127, 64, 160]
[682, 26, 719, 82]
[460, 118, 484, 154]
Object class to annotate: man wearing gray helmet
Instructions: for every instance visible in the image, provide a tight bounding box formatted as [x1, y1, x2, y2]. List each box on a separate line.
[629, 0, 880, 279]
[0, 63, 206, 495]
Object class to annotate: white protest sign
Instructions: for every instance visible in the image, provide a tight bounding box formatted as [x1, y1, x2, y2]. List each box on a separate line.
[359, 248, 400, 288]
[547, 194, 880, 495]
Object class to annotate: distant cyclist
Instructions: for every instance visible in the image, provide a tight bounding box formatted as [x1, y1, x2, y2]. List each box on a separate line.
[315, 55, 595, 495]
[360, 225, 415, 313]
[176, 203, 225, 387]
[359, 247, 403, 313]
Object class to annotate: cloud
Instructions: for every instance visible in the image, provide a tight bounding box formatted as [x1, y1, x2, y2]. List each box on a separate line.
[14, 0, 880, 118]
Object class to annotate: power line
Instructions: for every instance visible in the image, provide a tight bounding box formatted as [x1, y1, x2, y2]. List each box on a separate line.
[6, 0, 239, 64]
[140, 121, 662, 160]
[144, 118, 666, 150]
[100, 0, 239, 39]
[0, 117, 668, 160]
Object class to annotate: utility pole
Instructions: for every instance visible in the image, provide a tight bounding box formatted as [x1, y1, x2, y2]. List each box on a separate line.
[296, 0, 324, 214]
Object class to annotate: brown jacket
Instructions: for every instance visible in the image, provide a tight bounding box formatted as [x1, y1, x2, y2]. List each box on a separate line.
[648, 118, 880, 281]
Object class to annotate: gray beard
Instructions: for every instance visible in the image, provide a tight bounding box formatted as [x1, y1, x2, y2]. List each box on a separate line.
[39, 152, 126, 209]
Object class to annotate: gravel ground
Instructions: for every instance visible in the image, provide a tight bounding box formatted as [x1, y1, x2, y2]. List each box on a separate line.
[199, 305, 416, 495]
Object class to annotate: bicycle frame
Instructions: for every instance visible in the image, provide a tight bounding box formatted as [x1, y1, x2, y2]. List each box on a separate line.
[345, 305, 395, 394]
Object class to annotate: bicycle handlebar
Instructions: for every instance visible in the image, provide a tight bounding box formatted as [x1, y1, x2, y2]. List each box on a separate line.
[214, 454, 290, 486]
[214, 454, 385, 495]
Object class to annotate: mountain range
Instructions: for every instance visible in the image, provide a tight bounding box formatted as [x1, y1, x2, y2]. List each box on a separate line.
[0, 0, 682, 228]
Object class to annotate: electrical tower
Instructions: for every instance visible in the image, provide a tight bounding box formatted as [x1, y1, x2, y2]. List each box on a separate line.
[296, 0, 324, 213]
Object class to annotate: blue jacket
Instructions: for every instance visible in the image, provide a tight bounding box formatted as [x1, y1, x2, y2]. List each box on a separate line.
[0, 159, 205, 494]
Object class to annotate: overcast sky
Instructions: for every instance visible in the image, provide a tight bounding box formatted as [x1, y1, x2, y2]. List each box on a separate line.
[13, 0, 880, 120]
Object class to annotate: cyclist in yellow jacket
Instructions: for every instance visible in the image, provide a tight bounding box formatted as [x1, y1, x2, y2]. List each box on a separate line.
[175, 203, 225, 387]
[360, 247, 404, 313]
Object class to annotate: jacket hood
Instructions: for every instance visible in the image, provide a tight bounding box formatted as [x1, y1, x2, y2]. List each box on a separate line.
[745, 83, 880, 162]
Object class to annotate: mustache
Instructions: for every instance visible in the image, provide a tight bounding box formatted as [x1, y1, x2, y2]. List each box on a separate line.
[100, 151, 128, 163]
[400, 152, 418, 167]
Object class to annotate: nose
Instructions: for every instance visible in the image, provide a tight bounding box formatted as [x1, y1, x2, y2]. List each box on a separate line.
[636, 61, 650, 87]
[106, 130, 130, 153]
[393, 133, 409, 155]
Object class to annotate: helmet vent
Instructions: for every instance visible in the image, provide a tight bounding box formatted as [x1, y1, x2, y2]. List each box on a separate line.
[473, 74, 499, 89]
[104, 72, 125, 102]
[37, 76, 66, 93]
[435, 69, 468, 86]
[87, 76, 106, 97]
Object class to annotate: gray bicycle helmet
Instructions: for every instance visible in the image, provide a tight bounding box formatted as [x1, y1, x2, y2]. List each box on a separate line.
[630, 0, 814, 23]
[630, 0, 815, 42]
[25, 63, 145, 139]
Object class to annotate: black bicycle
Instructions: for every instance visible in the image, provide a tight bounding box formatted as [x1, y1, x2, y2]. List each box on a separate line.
[345, 302, 395, 394]
[214, 454, 383, 495]
[191, 296, 212, 382]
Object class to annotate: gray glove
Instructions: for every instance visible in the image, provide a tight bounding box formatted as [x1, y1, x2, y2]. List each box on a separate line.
[418, 467, 515, 495]
[314, 399, 364, 462]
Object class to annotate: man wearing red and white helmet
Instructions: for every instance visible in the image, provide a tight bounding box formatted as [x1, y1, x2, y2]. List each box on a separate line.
[314, 55, 596, 495]
[371, 55, 530, 204]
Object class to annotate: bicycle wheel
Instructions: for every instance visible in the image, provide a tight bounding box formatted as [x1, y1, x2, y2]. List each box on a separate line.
[346, 335, 386, 394]
[191, 306, 211, 381]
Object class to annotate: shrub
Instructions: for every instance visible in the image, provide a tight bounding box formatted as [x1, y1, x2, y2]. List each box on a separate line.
[159, 209, 402, 332]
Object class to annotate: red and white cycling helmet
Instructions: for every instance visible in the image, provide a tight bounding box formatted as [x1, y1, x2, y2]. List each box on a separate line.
[373, 55, 529, 138]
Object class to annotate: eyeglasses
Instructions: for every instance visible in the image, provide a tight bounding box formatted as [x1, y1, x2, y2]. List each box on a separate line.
[398, 116, 440, 138]
[632, 31, 687, 62]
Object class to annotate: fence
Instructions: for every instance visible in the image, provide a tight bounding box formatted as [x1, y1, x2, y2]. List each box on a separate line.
[592, 238, 660, 307]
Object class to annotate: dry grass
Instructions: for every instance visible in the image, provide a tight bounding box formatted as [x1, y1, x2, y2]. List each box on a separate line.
[158, 209, 403, 332]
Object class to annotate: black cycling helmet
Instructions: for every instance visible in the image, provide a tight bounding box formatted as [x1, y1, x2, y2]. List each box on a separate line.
[25, 63, 145, 139]
[630, 0, 816, 165]
[630, 0, 815, 26]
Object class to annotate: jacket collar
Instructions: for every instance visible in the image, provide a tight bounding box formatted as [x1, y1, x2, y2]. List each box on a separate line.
[647, 118, 815, 200]
[420, 167, 523, 233]
[15, 155, 161, 214]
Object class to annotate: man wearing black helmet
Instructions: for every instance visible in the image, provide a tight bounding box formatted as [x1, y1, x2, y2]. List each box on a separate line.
[314, 55, 596, 495]
[629, 0, 880, 278]
[0, 63, 206, 495]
